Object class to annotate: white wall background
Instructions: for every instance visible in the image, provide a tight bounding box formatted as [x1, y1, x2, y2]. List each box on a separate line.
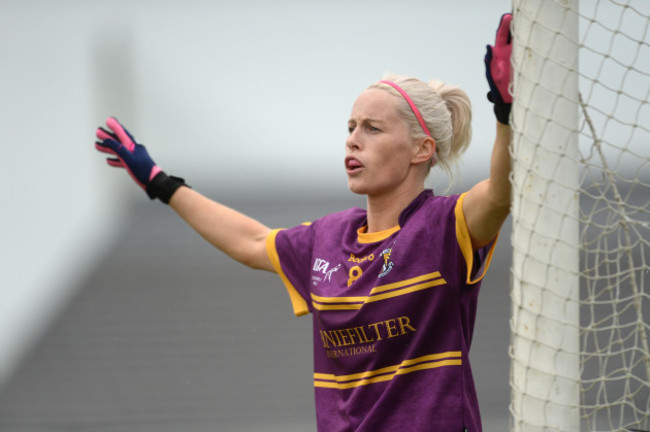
[0, 0, 510, 386]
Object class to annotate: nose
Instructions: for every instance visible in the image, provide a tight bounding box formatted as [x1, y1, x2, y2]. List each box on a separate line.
[346, 128, 361, 151]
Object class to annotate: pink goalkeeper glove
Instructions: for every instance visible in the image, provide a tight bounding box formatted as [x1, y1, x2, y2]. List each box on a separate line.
[484, 13, 513, 124]
[95, 117, 187, 203]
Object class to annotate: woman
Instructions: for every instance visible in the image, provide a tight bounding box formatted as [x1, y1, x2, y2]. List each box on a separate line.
[95, 13, 513, 432]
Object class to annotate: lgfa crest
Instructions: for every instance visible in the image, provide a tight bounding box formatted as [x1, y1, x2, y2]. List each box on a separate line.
[378, 247, 394, 278]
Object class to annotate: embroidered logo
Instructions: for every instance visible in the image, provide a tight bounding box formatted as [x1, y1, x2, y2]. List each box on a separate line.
[378, 247, 394, 278]
[348, 253, 375, 263]
[313, 258, 330, 273]
[312, 258, 341, 285]
[324, 264, 341, 282]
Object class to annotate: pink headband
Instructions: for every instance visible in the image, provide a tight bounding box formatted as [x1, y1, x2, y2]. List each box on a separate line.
[379, 80, 432, 137]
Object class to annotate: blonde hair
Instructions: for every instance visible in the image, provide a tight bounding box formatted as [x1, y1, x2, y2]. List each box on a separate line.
[368, 73, 472, 188]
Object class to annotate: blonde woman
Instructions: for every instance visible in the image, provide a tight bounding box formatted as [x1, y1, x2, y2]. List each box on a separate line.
[95, 13, 513, 432]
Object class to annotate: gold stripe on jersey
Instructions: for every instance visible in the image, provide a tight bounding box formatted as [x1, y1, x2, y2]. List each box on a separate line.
[312, 302, 363, 311]
[313, 351, 462, 389]
[454, 193, 499, 285]
[310, 271, 447, 311]
[266, 229, 310, 316]
[311, 293, 367, 303]
[368, 271, 444, 294]
[365, 278, 447, 303]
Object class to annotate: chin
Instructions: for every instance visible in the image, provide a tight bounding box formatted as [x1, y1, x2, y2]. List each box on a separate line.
[347, 179, 368, 196]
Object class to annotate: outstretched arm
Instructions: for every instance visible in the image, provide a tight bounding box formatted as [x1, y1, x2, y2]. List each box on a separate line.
[462, 12, 513, 249]
[169, 187, 273, 271]
[95, 117, 274, 271]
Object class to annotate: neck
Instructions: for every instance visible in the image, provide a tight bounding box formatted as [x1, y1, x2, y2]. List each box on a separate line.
[365, 185, 424, 233]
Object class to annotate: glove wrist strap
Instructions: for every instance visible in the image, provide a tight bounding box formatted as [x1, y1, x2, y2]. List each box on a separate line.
[146, 171, 189, 204]
[487, 92, 512, 125]
[493, 103, 511, 125]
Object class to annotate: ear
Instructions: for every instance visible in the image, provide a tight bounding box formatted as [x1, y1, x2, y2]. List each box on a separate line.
[412, 136, 437, 165]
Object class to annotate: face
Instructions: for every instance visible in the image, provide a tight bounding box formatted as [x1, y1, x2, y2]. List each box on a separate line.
[345, 88, 422, 197]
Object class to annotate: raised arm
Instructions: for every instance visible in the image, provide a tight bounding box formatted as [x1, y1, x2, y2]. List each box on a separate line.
[95, 117, 273, 271]
[462, 13, 513, 249]
[462, 122, 511, 249]
[169, 187, 273, 271]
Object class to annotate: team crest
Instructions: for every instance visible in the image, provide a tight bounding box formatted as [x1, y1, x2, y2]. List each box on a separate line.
[378, 247, 394, 278]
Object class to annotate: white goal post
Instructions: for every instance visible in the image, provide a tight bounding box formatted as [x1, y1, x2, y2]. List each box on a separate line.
[509, 1, 650, 431]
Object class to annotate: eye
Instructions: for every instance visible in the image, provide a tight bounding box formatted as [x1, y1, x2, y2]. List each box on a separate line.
[367, 124, 381, 133]
[347, 124, 356, 134]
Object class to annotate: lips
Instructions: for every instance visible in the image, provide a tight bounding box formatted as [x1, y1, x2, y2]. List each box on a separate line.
[345, 157, 364, 174]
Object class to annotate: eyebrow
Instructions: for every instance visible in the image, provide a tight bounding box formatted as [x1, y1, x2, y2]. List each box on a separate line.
[348, 118, 385, 125]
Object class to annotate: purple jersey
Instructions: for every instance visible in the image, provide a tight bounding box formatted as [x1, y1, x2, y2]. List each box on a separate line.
[266, 190, 497, 432]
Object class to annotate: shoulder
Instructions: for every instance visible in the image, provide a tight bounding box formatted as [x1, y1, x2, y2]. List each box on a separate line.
[275, 206, 366, 243]
[405, 192, 462, 226]
[310, 206, 367, 232]
[425, 192, 462, 208]
[393, 193, 465, 255]
[318, 206, 367, 223]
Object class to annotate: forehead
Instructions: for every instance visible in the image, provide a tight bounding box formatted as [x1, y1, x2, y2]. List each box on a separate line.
[349, 88, 402, 122]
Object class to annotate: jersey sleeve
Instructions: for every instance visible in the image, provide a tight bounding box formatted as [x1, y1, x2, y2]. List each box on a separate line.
[265, 223, 314, 317]
[454, 193, 499, 284]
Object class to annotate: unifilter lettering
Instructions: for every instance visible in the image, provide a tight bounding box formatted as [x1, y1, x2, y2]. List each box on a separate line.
[319, 316, 416, 349]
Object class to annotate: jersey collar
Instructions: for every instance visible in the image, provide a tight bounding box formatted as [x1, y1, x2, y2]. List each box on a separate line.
[356, 189, 434, 244]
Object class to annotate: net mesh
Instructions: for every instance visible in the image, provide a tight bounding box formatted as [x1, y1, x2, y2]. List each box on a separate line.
[510, 1, 650, 431]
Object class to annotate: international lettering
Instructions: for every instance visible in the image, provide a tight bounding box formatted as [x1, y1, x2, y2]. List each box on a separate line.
[319, 316, 416, 349]
[326, 344, 377, 359]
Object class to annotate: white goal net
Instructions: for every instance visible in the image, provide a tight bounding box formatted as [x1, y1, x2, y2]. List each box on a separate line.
[509, 0, 650, 431]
